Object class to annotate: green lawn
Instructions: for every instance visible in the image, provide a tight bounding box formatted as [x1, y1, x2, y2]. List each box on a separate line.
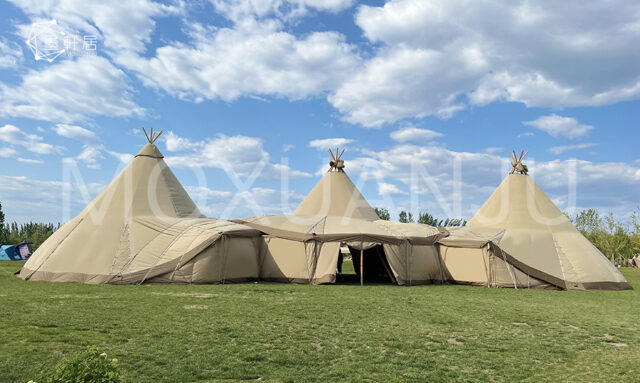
[1, 260, 639, 383]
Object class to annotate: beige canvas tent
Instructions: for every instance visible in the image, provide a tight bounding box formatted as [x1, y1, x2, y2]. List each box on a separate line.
[438, 157, 631, 290]
[18, 130, 263, 284]
[236, 149, 447, 285]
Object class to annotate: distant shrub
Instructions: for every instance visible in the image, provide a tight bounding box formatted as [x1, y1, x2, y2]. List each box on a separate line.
[33, 346, 122, 383]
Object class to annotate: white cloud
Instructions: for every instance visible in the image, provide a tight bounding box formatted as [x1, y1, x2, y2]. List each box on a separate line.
[52, 123, 109, 169]
[106, 150, 134, 164]
[524, 114, 594, 139]
[0, 174, 106, 224]
[165, 133, 311, 179]
[282, 144, 295, 153]
[54, 124, 100, 145]
[390, 126, 442, 143]
[0, 39, 22, 68]
[17, 158, 43, 164]
[0, 124, 63, 155]
[329, 47, 471, 126]
[75, 146, 104, 169]
[309, 138, 353, 150]
[548, 143, 597, 155]
[0, 56, 145, 123]
[122, 22, 361, 103]
[331, 0, 640, 126]
[0, 147, 18, 158]
[163, 131, 202, 152]
[185, 185, 305, 218]
[342, 142, 640, 219]
[485, 147, 503, 155]
[10, 0, 640, 130]
[211, 0, 354, 23]
[377, 182, 406, 196]
[518, 132, 535, 138]
[7, 1, 356, 111]
[11, 0, 178, 58]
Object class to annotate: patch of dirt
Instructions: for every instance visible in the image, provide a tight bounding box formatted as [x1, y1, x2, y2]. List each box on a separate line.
[447, 338, 464, 346]
[153, 292, 216, 298]
[51, 294, 103, 299]
[183, 305, 208, 310]
[603, 342, 628, 347]
[567, 324, 580, 330]
[604, 334, 614, 340]
[512, 322, 529, 326]
[311, 342, 323, 351]
[395, 351, 405, 355]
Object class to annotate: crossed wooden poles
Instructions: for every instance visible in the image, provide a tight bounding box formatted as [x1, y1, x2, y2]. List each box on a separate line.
[328, 148, 346, 172]
[509, 150, 529, 175]
[142, 127, 162, 144]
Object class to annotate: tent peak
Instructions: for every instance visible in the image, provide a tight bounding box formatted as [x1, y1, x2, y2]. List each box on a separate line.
[136, 128, 164, 158]
[135, 143, 164, 159]
[328, 148, 346, 172]
[509, 150, 528, 175]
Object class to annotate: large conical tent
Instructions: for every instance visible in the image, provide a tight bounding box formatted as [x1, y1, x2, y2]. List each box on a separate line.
[439, 152, 631, 290]
[19, 129, 262, 284]
[294, 151, 379, 220]
[237, 149, 446, 285]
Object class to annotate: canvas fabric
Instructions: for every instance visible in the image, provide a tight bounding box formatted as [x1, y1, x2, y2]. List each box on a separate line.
[18, 144, 262, 284]
[439, 174, 630, 290]
[236, 212, 446, 285]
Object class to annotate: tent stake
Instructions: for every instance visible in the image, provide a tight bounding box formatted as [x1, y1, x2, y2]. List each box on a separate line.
[360, 243, 364, 286]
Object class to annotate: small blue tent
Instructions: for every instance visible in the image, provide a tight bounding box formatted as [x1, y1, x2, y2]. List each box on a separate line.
[0, 241, 33, 260]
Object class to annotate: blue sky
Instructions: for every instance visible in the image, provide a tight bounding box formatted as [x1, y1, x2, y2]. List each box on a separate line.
[0, 0, 639, 224]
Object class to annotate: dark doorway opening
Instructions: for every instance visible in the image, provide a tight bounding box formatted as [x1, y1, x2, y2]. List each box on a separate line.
[343, 244, 396, 285]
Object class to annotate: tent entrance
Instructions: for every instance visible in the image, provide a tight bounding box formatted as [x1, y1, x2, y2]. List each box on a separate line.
[345, 245, 396, 285]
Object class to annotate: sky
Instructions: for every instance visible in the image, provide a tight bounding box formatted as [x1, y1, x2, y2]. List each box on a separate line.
[0, 0, 639, 224]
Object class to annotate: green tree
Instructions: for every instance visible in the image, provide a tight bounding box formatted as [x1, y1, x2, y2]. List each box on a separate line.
[398, 211, 414, 223]
[574, 209, 636, 264]
[0, 201, 6, 244]
[441, 218, 466, 227]
[418, 212, 438, 226]
[374, 207, 390, 221]
[575, 208, 602, 233]
[418, 211, 466, 227]
[631, 207, 640, 256]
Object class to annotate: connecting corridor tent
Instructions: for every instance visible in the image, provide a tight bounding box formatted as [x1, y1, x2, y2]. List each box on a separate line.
[236, 149, 447, 285]
[18, 130, 262, 284]
[438, 173, 631, 290]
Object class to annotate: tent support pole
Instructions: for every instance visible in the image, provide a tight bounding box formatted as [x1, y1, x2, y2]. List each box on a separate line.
[360, 243, 364, 286]
[376, 246, 396, 284]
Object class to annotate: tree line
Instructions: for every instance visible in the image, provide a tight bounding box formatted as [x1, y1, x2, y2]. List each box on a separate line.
[572, 208, 640, 264]
[374, 207, 467, 227]
[0, 202, 60, 250]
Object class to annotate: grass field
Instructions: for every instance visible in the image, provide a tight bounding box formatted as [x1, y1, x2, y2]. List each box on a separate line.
[1, 260, 639, 382]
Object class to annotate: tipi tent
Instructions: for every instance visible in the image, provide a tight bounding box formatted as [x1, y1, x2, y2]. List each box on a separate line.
[236, 149, 447, 285]
[293, 169, 380, 220]
[439, 152, 631, 290]
[18, 129, 263, 284]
